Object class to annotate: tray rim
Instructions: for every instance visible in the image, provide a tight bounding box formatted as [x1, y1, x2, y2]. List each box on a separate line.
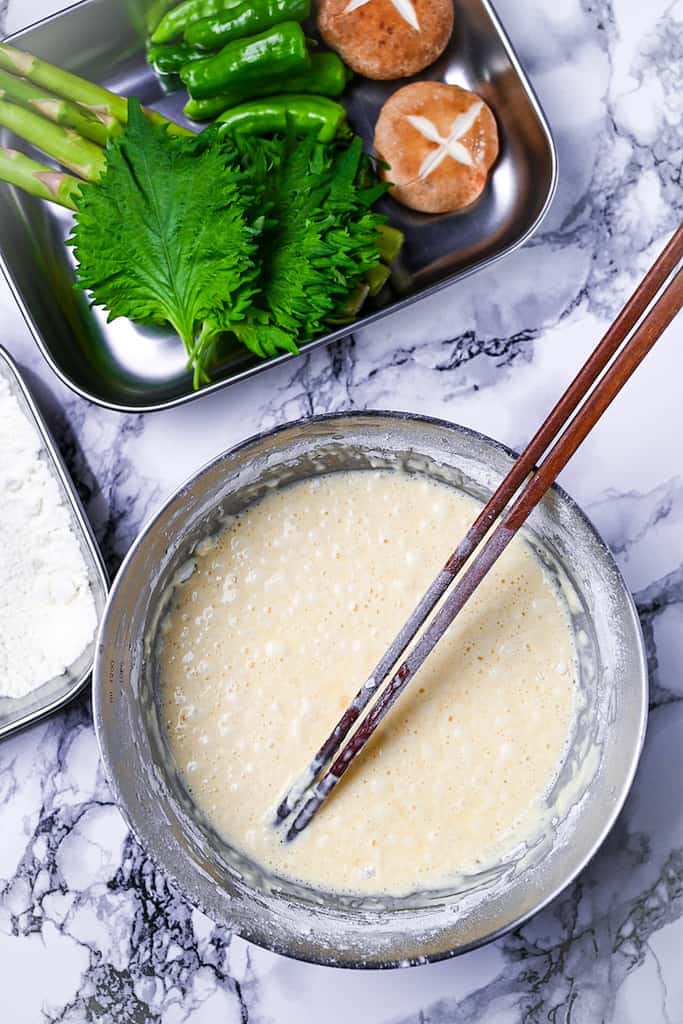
[0, 344, 109, 741]
[0, 0, 558, 414]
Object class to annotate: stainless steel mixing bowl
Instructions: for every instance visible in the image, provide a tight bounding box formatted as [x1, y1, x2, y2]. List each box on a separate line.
[93, 413, 647, 968]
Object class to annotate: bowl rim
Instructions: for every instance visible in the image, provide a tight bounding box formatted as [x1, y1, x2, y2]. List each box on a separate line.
[93, 410, 648, 968]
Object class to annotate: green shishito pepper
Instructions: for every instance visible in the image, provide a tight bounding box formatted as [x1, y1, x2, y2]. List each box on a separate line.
[147, 42, 206, 75]
[183, 51, 350, 120]
[216, 95, 348, 141]
[181, 22, 309, 99]
[151, 0, 243, 44]
[185, 0, 310, 49]
[146, 0, 180, 35]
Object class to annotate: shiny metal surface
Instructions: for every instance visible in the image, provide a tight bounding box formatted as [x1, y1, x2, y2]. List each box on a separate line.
[0, 1, 557, 412]
[94, 413, 647, 968]
[0, 345, 108, 741]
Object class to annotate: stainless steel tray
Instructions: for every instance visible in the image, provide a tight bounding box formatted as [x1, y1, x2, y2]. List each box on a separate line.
[0, 346, 108, 740]
[0, 0, 557, 412]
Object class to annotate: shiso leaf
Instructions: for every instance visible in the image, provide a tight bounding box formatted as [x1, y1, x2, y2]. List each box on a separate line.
[69, 106, 390, 387]
[227, 133, 388, 354]
[69, 99, 259, 386]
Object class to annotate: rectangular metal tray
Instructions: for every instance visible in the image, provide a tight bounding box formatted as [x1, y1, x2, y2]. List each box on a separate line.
[0, 345, 108, 740]
[0, 0, 557, 412]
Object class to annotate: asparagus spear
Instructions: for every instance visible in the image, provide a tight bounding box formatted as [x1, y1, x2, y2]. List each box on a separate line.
[377, 224, 404, 265]
[331, 282, 370, 323]
[0, 146, 81, 209]
[0, 68, 120, 146]
[0, 44, 193, 137]
[0, 99, 105, 181]
[366, 262, 390, 296]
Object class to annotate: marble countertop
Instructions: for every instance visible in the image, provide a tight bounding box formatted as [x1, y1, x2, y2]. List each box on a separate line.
[1, 1, 682, 1021]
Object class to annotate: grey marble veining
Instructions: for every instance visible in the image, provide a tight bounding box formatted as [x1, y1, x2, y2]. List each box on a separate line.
[0, 0, 682, 1021]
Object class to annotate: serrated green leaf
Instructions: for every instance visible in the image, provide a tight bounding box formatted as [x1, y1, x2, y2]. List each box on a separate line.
[68, 107, 391, 385]
[227, 133, 389, 355]
[69, 99, 259, 375]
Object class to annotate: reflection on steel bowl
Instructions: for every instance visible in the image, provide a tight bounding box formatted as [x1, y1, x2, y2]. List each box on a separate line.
[94, 413, 647, 968]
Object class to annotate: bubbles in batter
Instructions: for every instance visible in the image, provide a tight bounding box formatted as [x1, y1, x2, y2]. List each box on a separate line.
[159, 471, 578, 895]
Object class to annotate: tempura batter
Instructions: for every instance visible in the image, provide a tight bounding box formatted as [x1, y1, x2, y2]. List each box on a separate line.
[159, 471, 577, 895]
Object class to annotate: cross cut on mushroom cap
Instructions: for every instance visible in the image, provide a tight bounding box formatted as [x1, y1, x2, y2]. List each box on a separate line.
[343, 0, 420, 33]
[406, 101, 484, 180]
[318, 0, 453, 80]
[373, 82, 499, 213]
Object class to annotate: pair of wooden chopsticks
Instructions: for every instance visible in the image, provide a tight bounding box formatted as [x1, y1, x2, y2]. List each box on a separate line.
[276, 223, 683, 842]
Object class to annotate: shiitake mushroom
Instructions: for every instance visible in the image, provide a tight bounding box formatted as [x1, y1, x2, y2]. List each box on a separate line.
[318, 0, 453, 80]
[374, 82, 499, 214]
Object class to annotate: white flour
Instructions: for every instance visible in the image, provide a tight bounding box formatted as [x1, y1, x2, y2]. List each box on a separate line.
[0, 375, 98, 700]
